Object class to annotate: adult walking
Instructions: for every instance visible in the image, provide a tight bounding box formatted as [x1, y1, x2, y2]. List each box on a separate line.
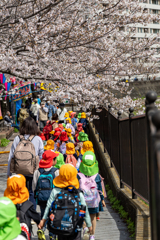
[7, 117, 44, 209]
[45, 101, 55, 120]
[30, 99, 40, 123]
[37, 102, 48, 131]
[57, 103, 67, 123]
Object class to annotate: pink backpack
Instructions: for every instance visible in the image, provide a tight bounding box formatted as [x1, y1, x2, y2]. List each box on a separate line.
[78, 173, 101, 208]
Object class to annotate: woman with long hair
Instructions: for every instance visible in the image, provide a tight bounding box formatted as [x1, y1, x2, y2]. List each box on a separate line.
[7, 117, 44, 209]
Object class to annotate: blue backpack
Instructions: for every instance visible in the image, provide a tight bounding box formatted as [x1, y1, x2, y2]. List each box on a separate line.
[35, 168, 57, 206]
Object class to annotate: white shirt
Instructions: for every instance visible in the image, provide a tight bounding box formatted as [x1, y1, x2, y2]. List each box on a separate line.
[30, 103, 40, 116]
[57, 108, 67, 121]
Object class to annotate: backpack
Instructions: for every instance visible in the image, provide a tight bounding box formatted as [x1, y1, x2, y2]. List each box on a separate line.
[48, 185, 86, 237]
[10, 135, 39, 175]
[71, 118, 77, 128]
[35, 168, 57, 206]
[16, 200, 33, 235]
[18, 108, 29, 123]
[78, 173, 101, 208]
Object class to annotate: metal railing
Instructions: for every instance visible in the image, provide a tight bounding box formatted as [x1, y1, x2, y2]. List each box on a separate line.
[91, 91, 160, 238]
[92, 106, 149, 203]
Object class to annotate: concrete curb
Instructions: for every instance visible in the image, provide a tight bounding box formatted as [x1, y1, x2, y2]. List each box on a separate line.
[89, 123, 150, 240]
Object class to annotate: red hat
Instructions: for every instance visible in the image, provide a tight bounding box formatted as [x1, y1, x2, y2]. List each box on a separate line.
[77, 123, 83, 132]
[71, 112, 76, 119]
[59, 132, 68, 142]
[39, 150, 59, 168]
[39, 132, 46, 141]
[54, 128, 62, 141]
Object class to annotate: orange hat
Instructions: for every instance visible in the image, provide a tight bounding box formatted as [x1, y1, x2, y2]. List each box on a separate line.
[53, 164, 79, 189]
[81, 141, 94, 155]
[39, 150, 59, 168]
[44, 139, 55, 150]
[66, 142, 75, 155]
[4, 174, 29, 205]
[66, 118, 71, 124]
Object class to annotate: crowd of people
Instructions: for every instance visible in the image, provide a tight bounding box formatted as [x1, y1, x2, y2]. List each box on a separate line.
[1, 100, 107, 240]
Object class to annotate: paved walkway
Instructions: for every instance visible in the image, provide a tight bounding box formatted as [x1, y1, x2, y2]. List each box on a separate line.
[0, 133, 131, 240]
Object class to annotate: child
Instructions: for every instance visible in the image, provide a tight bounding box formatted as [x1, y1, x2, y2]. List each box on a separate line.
[59, 131, 69, 154]
[43, 120, 53, 140]
[44, 139, 55, 151]
[81, 141, 94, 155]
[77, 123, 83, 132]
[79, 112, 88, 133]
[65, 128, 75, 143]
[32, 150, 59, 218]
[4, 174, 41, 237]
[0, 196, 26, 240]
[54, 152, 65, 169]
[65, 118, 75, 135]
[71, 112, 78, 128]
[64, 142, 77, 168]
[77, 151, 106, 240]
[38, 164, 92, 240]
[78, 132, 89, 143]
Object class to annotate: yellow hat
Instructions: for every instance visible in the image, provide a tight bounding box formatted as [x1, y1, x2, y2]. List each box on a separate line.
[65, 128, 72, 137]
[81, 141, 94, 155]
[66, 118, 71, 124]
[81, 112, 86, 119]
[44, 139, 55, 150]
[53, 164, 79, 189]
[64, 112, 69, 118]
[50, 130, 55, 135]
[66, 142, 75, 155]
[68, 111, 73, 117]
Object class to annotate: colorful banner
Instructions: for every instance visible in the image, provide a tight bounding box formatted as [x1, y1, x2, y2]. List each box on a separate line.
[10, 83, 31, 101]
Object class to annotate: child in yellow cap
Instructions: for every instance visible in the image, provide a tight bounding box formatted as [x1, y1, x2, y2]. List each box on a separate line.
[38, 164, 92, 240]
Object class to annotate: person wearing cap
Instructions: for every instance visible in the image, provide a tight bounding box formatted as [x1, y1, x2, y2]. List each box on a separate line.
[59, 131, 68, 154]
[38, 164, 92, 240]
[81, 141, 94, 155]
[44, 139, 55, 151]
[54, 152, 65, 169]
[57, 103, 67, 123]
[78, 132, 89, 142]
[77, 113, 81, 122]
[4, 174, 41, 236]
[65, 118, 75, 135]
[77, 152, 106, 240]
[37, 102, 48, 131]
[65, 128, 75, 143]
[79, 112, 88, 133]
[32, 150, 59, 218]
[0, 196, 26, 240]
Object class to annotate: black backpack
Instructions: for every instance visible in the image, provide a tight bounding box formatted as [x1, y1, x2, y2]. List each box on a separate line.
[16, 200, 33, 233]
[47, 185, 86, 237]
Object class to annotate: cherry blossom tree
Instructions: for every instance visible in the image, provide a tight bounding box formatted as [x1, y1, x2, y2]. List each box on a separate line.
[0, 0, 160, 113]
